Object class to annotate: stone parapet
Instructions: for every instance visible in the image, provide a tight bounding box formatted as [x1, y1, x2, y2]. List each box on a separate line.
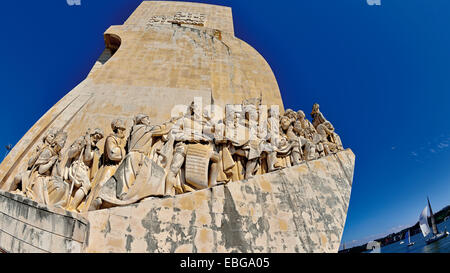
[0, 190, 89, 253]
[0, 149, 354, 253]
[83, 149, 355, 253]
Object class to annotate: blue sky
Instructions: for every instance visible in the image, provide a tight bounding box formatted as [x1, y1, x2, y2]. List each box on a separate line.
[1, 0, 449, 249]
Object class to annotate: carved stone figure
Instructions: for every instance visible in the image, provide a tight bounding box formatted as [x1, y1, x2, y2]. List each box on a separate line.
[280, 115, 302, 166]
[11, 128, 59, 193]
[84, 119, 127, 211]
[316, 121, 344, 155]
[238, 102, 263, 179]
[265, 107, 283, 172]
[165, 102, 220, 194]
[25, 130, 68, 206]
[311, 103, 328, 129]
[65, 128, 104, 212]
[294, 110, 317, 161]
[284, 108, 297, 124]
[296, 110, 316, 140]
[97, 114, 170, 207]
[165, 142, 188, 195]
[310, 104, 344, 156]
[154, 117, 180, 170]
[42, 131, 70, 208]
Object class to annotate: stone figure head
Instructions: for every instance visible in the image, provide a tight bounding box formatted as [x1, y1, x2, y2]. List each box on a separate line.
[293, 120, 302, 135]
[311, 103, 320, 116]
[280, 115, 292, 131]
[43, 128, 59, 146]
[134, 114, 151, 126]
[111, 119, 126, 139]
[284, 109, 296, 121]
[53, 131, 68, 153]
[297, 110, 306, 120]
[90, 128, 105, 145]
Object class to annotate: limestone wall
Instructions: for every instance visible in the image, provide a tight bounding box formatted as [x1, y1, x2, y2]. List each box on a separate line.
[82, 149, 355, 253]
[0, 190, 89, 253]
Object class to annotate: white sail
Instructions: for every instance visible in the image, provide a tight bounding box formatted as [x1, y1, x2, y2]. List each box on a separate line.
[419, 206, 431, 237]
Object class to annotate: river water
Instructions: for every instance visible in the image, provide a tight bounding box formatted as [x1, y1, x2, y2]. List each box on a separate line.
[370, 220, 450, 253]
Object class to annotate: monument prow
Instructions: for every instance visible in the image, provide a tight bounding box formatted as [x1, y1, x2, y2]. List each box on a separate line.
[0, 1, 355, 253]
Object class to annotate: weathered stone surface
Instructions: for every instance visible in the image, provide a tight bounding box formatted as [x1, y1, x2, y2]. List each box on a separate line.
[82, 149, 355, 253]
[0, 190, 89, 253]
[0, 149, 354, 253]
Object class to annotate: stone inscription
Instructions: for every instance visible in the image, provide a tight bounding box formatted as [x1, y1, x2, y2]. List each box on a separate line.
[148, 11, 207, 26]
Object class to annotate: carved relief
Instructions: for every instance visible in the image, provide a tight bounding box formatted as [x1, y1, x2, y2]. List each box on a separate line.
[13, 130, 69, 207]
[148, 11, 207, 26]
[7, 101, 344, 212]
[65, 128, 104, 211]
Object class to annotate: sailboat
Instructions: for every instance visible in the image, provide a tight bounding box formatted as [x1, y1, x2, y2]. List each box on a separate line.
[418, 197, 449, 245]
[405, 229, 415, 247]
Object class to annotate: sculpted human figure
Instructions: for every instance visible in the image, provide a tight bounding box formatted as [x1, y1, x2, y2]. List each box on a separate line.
[264, 107, 283, 172]
[214, 122, 236, 183]
[154, 116, 181, 171]
[10, 128, 58, 193]
[26, 130, 68, 206]
[84, 119, 127, 211]
[296, 110, 316, 140]
[280, 114, 302, 166]
[294, 110, 318, 161]
[316, 121, 344, 155]
[284, 109, 297, 124]
[223, 99, 268, 179]
[221, 105, 246, 181]
[311, 103, 328, 129]
[114, 114, 155, 199]
[310, 104, 344, 156]
[240, 102, 264, 179]
[165, 142, 188, 195]
[165, 102, 220, 195]
[98, 114, 176, 207]
[165, 104, 198, 195]
[208, 106, 239, 183]
[66, 128, 104, 211]
[275, 115, 297, 167]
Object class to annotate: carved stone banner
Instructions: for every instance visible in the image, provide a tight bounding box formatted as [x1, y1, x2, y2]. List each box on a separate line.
[185, 143, 213, 189]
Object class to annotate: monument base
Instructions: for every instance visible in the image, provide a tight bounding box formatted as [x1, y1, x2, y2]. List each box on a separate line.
[0, 149, 354, 253]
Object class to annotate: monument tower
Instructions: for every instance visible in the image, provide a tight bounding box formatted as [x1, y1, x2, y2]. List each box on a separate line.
[0, 1, 355, 253]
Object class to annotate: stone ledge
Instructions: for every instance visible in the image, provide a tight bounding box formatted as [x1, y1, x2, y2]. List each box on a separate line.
[0, 149, 354, 253]
[0, 190, 90, 253]
[83, 149, 355, 253]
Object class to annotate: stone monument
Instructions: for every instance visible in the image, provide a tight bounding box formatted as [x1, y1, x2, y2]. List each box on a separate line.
[0, 1, 355, 253]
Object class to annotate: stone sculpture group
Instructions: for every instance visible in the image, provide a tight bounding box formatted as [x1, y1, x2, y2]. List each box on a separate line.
[8, 100, 344, 212]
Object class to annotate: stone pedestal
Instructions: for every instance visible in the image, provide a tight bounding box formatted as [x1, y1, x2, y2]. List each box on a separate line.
[0, 149, 354, 253]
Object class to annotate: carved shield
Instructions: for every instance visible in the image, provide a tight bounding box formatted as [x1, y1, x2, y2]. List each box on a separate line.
[185, 143, 212, 190]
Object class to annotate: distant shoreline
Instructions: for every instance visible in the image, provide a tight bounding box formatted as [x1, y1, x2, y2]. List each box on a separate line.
[340, 205, 450, 253]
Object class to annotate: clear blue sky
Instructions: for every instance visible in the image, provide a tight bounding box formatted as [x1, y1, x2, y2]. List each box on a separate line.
[1, 0, 449, 249]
